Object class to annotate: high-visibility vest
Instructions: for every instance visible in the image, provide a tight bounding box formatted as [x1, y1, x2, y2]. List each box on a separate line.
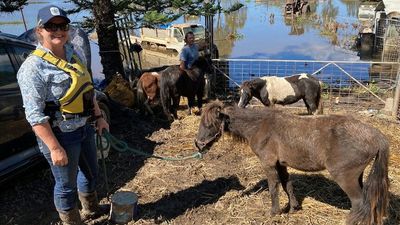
[32, 49, 94, 116]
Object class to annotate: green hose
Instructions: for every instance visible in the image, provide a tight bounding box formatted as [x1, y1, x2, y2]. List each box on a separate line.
[96, 130, 204, 161]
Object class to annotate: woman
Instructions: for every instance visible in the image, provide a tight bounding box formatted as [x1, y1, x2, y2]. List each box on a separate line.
[17, 5, 109, 224]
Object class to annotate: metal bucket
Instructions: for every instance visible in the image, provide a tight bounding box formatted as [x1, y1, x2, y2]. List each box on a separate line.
[110, 191, 138, 224]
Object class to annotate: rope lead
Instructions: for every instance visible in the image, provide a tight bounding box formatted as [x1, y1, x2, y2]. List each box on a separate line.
[96, 130, 203, 161]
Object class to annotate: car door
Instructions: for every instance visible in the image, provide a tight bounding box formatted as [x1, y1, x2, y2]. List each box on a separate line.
[0, 42, 36, 160]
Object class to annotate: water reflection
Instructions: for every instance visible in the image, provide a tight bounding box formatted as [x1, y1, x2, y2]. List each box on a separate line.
[1, 0, 366, 70]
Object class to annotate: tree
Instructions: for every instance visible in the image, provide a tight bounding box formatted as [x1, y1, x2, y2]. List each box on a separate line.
[0, 0, 28, 12]
[92, 0, 124, 84]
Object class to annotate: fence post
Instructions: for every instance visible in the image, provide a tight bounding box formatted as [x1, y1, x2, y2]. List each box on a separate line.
[392, 64, 400, 117]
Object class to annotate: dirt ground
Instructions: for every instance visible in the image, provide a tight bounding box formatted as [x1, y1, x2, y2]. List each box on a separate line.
[1, 101, 400, 225]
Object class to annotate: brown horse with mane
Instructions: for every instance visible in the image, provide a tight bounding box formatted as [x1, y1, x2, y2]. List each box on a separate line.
[195, 101, 389, 225]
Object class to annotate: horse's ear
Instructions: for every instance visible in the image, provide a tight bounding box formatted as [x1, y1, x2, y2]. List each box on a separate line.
[218, 111, 230, 130]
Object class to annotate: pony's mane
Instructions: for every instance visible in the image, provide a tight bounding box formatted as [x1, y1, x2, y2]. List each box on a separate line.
[202, 100, 224, 128]
[242, 78, 265, 90]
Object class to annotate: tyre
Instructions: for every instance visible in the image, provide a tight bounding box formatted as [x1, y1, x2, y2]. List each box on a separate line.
[96, 102, 111, 160]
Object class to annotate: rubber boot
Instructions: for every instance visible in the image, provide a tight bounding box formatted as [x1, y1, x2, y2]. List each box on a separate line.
[78, 191, 110, 221]
[58, 208, 83, 225]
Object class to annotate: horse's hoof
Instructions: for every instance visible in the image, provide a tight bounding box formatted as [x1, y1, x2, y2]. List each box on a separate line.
[194, 109, 202, 116]
[269, 209, 281, 216]
[289, 205, 301, 213]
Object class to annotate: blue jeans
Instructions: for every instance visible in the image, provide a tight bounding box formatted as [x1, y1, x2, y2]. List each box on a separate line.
[38, 124, 98, 212]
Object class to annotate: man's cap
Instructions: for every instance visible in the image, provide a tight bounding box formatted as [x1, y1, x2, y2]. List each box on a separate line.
[37, 5, 70, 26]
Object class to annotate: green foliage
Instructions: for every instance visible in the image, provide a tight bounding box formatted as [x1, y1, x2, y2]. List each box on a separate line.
[66, 0, 243, 29]
[0, 0, 28, 12]
[227, 31, 244, 40]
[142, 10, 181, 27]
[1, 0, 244, 29]
[352, 81, 384, 96]
[0, 20, 23, 25]
[321, 92, 330, 100]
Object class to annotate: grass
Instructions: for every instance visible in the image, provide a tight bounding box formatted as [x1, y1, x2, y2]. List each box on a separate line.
[0, 21, 23, 25]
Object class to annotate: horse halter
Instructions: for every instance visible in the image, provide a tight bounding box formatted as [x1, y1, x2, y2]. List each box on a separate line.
[195, 122, 225, 154]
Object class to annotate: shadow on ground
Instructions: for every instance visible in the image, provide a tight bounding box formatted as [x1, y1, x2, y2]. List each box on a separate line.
[139, 175, 245, 223]
[239, 173, 400, 224]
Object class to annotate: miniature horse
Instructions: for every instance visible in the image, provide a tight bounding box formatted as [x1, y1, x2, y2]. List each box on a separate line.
[238, 73, 323, 115]
[160, 56, 213, 121]
[137, 72, 161, 116]
[195, 101, 389, 225]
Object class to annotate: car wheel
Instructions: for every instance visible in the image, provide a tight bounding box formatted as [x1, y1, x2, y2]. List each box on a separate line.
[96, 102, 111, 160]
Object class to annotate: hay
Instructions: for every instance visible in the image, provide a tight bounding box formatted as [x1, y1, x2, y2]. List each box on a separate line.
[2, 104, 400, 225]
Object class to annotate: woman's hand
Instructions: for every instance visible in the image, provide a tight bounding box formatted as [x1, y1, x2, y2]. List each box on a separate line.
[32, 122, 68, 166]
[50, 146, 68, 166]
[96, 117, 109, 136]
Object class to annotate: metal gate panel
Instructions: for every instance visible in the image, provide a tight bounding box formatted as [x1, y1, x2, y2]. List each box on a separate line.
[212, 59, 399, 112]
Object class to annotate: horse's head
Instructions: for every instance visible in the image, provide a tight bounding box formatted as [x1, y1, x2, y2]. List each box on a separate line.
[238, 81, 253, 108]
[195, 100, 229, 153]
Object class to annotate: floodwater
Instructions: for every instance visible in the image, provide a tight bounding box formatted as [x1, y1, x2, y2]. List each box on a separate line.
[0, 0, 364, 76]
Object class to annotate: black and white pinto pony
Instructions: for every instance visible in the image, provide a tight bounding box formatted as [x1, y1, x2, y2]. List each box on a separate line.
[160, 56, 213, 121]
[238, 73, 323, 115]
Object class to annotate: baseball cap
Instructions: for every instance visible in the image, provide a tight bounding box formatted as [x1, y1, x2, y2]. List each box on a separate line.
[37, 5, 70, 26]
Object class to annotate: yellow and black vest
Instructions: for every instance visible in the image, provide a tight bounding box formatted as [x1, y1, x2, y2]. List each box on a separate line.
[32, 49, 95, 118]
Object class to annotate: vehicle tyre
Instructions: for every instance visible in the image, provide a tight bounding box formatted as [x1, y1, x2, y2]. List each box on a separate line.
[96, 102, 111, 160]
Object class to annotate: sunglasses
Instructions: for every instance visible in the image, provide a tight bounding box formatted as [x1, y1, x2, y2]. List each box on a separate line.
[42, 23, 70, 32]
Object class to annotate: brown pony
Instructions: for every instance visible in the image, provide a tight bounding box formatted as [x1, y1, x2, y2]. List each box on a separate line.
[137, 72, 161, 115]
[195, 101, 389, 225]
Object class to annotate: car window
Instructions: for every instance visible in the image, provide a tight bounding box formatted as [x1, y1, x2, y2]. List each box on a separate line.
[174, 29, 183, 42]
[0, 46, 17, 88]
[13, 46, 33, 67]
[0, 44, 33, 148]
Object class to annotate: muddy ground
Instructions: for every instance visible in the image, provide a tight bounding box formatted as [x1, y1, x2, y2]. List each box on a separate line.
[1, 101, 400, 225]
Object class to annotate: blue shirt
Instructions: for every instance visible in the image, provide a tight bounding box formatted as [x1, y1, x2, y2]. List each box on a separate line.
[179, 44, 199, 69]
[17, 43, 89, 132]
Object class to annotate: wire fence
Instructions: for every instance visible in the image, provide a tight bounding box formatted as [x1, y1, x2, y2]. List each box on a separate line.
[375, 17, 400, 62]
[210, 59, 400, 114]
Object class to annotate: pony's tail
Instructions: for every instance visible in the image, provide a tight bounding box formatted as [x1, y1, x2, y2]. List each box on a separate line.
[316, 81, 324, 115]
[348, 144, 389, 225]
[159, 75, 173, 121]
[136, 79, 146, 106]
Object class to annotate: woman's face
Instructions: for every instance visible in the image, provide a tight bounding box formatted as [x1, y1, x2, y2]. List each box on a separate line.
[37, 17, 69, 49]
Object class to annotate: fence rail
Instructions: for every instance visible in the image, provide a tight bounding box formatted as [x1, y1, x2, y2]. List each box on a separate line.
[210, 59, 400, 115]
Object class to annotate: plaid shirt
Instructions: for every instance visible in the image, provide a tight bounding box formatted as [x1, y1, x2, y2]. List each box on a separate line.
[17, 43, 89, 132]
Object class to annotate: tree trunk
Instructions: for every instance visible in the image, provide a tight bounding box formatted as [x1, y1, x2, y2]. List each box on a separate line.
[93, 0, 124, 84]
